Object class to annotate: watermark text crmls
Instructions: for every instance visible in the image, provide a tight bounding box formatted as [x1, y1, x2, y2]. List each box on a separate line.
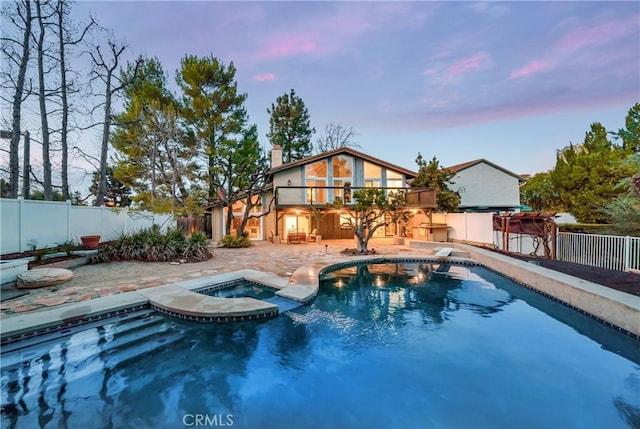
[183, 413, 234, 427]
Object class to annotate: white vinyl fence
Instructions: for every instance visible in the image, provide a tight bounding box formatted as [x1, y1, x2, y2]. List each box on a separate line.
[0, 198, 175, 254]
[556, 232, 640, 272]
[426, 212, 639, 273]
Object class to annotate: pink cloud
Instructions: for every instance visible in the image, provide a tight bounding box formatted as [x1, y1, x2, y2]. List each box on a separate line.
[253, 73, 277, 82]
[245, 3, 427, 64]
[555, 15, 639, 53]
[445, 52, 491, 78]
[257, 33, 321, 61]
[509, 61, 552, 79]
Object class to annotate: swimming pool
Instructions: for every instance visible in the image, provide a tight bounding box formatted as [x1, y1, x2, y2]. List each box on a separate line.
[1, 263, 638, 428]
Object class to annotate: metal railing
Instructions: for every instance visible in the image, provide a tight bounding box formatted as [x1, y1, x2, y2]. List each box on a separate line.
[275, 186, 436, 208]
[556, 232, 640, 271]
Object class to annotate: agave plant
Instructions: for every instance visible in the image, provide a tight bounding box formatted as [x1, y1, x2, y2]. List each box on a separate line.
[184, 231, 213, 261]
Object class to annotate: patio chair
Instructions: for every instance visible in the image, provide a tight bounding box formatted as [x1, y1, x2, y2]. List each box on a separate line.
[308, 229, 317, 242]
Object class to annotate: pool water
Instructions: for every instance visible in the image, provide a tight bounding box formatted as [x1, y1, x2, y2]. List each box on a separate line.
[203, 283, 276, 300]
[1, 263, 639, 428]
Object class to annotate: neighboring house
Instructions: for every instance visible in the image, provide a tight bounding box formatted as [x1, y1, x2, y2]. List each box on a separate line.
[446, 158, 525, 213]
[211, 146, 437, 242]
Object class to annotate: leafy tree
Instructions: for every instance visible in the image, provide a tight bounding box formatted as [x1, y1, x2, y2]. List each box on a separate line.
[177, 55, 248, 203]
[604, 154, 640, 235]
[330, 188, 411, 252]
[234, 147, 273, 238]
[520, 171, 563, 212]
[214, 124, 269, 236]
[27, 189, 85, 205]
[551, 123, 633, 223]
[30, 189, 66, 201]
[315, 123, 360, 153]
[267, 88, 315, 163]
[412, 154, 460, 212]
[89, 166, 132, 207]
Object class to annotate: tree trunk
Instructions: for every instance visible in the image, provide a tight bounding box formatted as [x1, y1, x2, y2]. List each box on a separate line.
[97, 72, 112, 205]
[9, 0, 32, 199]
[57, 0, 69, 200]
[36, 0, 52, 200]
[225, 207, 233, 236]
[22, 132, 30, 198]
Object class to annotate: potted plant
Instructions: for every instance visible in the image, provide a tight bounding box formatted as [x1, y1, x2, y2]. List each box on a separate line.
[80, 235, 101, 249]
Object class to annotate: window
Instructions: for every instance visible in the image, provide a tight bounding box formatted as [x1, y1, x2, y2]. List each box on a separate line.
[305, 160, 328, 204]
[387, 170, 402, 186]
[332, 155, 353, 178]
[332, 155, 353, 202]
[364, 161, 382, 189]
[305, 160, 328, 178]
[387, 171, 403, 190]
[364, 161, 381, 178]
[306, 179, 326, 203]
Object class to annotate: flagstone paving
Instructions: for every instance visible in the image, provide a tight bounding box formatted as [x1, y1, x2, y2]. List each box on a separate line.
[0, 239, 412, 316]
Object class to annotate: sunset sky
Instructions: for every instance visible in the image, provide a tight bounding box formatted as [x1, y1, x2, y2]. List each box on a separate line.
[73, 0, 639, 176]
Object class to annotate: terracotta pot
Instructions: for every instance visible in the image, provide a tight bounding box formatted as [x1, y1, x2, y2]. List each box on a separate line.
[80, 235, 101, 249]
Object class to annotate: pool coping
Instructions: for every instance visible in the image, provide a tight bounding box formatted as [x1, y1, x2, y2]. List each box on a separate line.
[0, 269, 291, 343]
[453, 243, 640, 337]
[1, 247, 638, 344]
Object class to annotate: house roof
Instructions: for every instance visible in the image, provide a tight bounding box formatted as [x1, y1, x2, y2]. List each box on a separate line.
[446, 158, 525, 183]
[269, 147, 418, 178]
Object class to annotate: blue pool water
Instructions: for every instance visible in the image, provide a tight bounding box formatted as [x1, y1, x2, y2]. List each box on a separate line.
[1, 263, 639, 428]
[203, 283, 276, 300]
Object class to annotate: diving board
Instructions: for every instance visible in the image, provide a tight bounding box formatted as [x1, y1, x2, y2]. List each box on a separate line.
[434, 247, 453, 258]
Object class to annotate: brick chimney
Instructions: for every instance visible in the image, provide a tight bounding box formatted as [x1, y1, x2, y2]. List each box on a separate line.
[271, 144, 283, 168]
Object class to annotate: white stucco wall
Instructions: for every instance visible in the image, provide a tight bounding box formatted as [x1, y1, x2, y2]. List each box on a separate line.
[273, 169, 302, 188]
[274, 168, 304, 205]
[453, 162, 520, 208]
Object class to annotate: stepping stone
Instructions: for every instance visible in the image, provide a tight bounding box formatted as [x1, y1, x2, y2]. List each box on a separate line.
[17, 268, 73, 289]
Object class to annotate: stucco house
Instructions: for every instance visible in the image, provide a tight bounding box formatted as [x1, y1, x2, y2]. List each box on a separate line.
[447, 158, 525, 213]
[209, 152, 524, 242]
[211, 146, 437, 242]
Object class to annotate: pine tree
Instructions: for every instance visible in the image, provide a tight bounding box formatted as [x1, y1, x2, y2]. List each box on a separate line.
[177, 55, 248, 203]
[89, 166, 132, 207]
[267, 89, 315, 163]
[112, 57, 203, 216]
[412, 154, 461, 212]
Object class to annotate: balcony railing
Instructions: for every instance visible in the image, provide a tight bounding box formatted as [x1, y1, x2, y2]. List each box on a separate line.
[275, 186, 436, 208]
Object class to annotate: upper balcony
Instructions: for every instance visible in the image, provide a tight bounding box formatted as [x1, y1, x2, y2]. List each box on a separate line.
[275, 186, 437, 209]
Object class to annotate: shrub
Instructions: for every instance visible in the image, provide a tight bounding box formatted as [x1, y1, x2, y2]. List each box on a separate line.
[183, 231, 213, 261]
[558, 224, 612, 234]
[220, 234, 252, 248]
[27, 239, 52, 262]
[90, 227, 212, 264]
[57, 239, 77, 256]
